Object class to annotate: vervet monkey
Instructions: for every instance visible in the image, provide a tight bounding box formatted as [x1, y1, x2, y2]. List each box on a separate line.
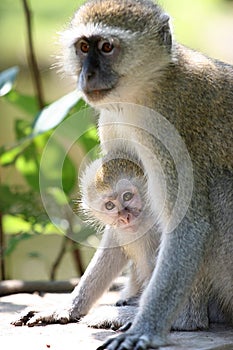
[12, 0, 233, 349]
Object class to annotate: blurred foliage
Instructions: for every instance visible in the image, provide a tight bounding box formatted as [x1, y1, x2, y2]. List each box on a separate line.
[0, 65, 98, 259]
[0, 1, 100, 280]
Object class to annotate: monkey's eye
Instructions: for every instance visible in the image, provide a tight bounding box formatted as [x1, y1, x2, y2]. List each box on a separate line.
[79, 40, 90, 54]
[123, 192, 134, 202]
[105, 201, 115, 210]
[98, 40, 114, 54]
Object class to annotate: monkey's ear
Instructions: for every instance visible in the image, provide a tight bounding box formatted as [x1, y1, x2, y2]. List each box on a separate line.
[159, 13, 172, 51]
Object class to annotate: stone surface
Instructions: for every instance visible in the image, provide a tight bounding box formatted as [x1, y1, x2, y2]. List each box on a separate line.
[1, 291, 233, 350]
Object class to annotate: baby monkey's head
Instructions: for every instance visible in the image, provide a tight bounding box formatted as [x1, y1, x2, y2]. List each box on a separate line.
[80, 157, 149, 233]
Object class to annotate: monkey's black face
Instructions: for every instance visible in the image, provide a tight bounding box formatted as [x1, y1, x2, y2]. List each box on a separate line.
[74, 35, 120, 102]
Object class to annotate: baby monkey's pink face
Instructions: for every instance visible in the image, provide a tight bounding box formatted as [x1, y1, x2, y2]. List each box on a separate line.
[99, 179, 142, 231]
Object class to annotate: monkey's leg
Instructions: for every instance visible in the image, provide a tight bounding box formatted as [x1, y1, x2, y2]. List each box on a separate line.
[82, 270, 140, 329]
[97, 213, 210, 350]
[172, 295, 209, 331]
[116, 265, 141, 307]
[115, 289, 209, 331]
[81, 305, 137, 330]
[115, 266, 210, 331]
[208, 170, 233, 325]
[208, 299, 227, 324]
[172, 266, 209, 331]
[11, 229, 128, 327]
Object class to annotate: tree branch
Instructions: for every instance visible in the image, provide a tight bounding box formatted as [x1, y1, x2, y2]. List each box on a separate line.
[50, 235, 68, 281]
[0, 279, 79, 296]
[72, 241, 85, 276]
[21, 0, 45, 109]
[0, 211, 5, 281]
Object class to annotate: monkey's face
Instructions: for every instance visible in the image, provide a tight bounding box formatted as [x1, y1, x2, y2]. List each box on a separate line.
[61, 0, 172, 105]
[81, 170, 147, 233]
[96, 179, 143, 232]
[74, 35, 121, 103]
[64, 25, 144, 105]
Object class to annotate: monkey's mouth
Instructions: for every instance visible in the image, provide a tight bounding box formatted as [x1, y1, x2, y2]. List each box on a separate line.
[83, 88, 113, 101]
[117, 222, 141, 234]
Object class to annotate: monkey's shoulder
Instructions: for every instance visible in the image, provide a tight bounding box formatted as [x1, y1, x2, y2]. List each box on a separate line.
[155, 44, 233, 119]
[174, 44, 233, 86]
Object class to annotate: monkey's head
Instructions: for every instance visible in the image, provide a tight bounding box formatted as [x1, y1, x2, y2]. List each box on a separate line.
[61, 0, 172, 105]
[79, 157, 150, 233]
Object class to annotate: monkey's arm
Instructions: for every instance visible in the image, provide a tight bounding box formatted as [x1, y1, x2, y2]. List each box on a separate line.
[12, 229, 128, 326]
[98, 213, 210, 349]
[116, 264, 142, 306]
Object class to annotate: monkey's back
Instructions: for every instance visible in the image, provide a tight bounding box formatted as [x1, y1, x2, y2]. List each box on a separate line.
[154, 43, 233, 170]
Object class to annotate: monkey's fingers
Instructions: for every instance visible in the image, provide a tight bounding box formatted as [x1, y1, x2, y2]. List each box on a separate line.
[27, 308, 71, 326]
[116, 296, 139, 307]
[11, 310, 38, 326]
[118, 322, 132, 332]
[96, 332, 168, 350]
[11, 308, 72, 327]
[96, 334, 139, 350]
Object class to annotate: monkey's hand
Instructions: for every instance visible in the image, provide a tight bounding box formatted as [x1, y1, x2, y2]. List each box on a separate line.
[11, 306, 78, 327]
[81, 305, 136, 331]
[116, 296, 139, 307]
[96, 327, 169, 350]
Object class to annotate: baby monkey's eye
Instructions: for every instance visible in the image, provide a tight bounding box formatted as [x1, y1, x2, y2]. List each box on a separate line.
[98, 40, 114, 54]
[123, 192, 134, 202]
[105, 201, 115, 210]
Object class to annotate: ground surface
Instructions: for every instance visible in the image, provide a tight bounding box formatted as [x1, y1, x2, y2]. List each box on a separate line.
[1, 288, 233, 350]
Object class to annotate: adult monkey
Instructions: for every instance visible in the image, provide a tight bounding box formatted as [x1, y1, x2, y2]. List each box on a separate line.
[12, 1, 233, 349]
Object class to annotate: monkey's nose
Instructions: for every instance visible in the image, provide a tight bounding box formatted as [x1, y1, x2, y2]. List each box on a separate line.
[86, 70, 96, 81]
[119, 210, 132, 225]
[79, 69, 98, 92]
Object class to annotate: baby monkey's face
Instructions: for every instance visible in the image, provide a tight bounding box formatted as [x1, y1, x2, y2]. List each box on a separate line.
[80, 157, 147, 234]
[96, 179, 143, 232]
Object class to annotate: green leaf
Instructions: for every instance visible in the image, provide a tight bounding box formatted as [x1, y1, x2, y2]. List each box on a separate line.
[62, 156, 77, 194]
[15, 147, 40, 191]
[32, 90, 82, 135]
[0, 143, 28, 166]
[39, 137, 77, 194]
[79, 126, 99, 154]
[70, 97, 87, 114]
[0, 122, 49, 167]
[3, 215, 31, 235]
[0, 186, 18, 213]
[47, 187, 68, 206]
[0, 66, 19, 96]
[5, 90, 39, 116]
[15, 119, 33, 139]
[0, 119, 33, 166]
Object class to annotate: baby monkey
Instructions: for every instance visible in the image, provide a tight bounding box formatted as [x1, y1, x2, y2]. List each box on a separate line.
[79, 148, 160, 311]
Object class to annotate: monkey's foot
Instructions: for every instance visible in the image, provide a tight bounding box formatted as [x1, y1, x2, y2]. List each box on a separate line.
[11, 307, 76, 327]
[81, 305, 136, 330]
[96, 331, 169, 350]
